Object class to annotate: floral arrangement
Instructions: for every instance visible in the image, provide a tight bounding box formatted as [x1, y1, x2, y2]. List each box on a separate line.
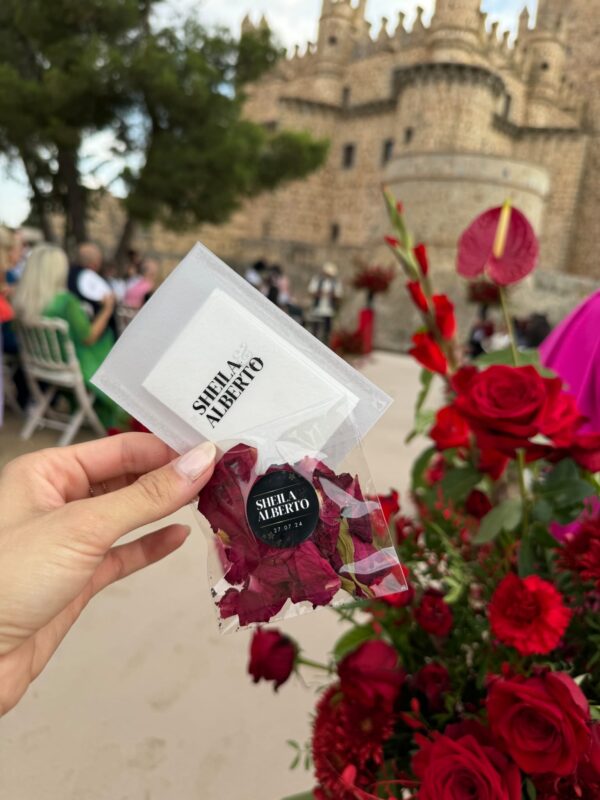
[245, 196, 600, 799]
[330, 328, 366, 358]
[198, 443, 404, 627]
[352, 263, 396, 305]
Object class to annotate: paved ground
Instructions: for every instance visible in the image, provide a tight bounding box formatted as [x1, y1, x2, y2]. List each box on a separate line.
[0, 352, 438, 800]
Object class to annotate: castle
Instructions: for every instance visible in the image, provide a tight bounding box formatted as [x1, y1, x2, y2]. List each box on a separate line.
[100, 0, 599, 348]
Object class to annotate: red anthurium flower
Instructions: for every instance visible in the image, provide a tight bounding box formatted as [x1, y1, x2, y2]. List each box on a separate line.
[457, 205, 539, 286]
[430, 406, 470, 451]
[432, 294, 457, 340]
[248, 628, 297, 690]
[409, 332, 448, 375]
[414, 242, 429, 276]
[406, 281, 428, 312]
[489, 574, 572, 656]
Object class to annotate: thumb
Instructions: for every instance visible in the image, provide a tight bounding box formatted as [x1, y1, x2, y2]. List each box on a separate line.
[83, 441, 217, 546]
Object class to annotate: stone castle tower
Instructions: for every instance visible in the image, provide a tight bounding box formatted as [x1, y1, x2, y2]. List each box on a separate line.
[122, 0, 598, 348]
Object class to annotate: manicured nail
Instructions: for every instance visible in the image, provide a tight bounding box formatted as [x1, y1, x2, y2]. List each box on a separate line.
[175, 442, 216, 481]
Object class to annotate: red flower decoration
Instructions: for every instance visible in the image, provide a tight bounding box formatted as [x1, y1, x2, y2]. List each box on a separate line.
[457, 205, 539, 286]
[414, 243, 429, 276]
[353, 264, 395, 295]
[430, 406, 470, 451]
[489, 574, 572, 656]
[465, 489, 493, 519]
[415, 589, 453, 637]
[432, 294, 457, 340]
[413, 729, 521, 800]
[413, 663, 451, 712]
[406, 280, 428, 312]
[560, 515, 600, 590]
[409, 332, 448, 375]
[487, 671, 591, 776]
[385, 235, 400, 248]
[248, 628, 297, 690]
[338, 640, 403, 710]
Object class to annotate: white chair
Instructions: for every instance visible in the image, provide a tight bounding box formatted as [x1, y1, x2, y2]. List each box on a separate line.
[115, 304, 138, 337]
[14, 318, 105, 446]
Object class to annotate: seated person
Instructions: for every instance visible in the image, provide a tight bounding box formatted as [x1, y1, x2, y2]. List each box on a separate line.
[123, 257, 159, 308]
[68, 242, 117, 332]
[13, 244, 127, 430]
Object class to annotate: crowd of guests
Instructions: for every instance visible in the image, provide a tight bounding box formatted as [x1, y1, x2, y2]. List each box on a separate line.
[1, 227, 161, 430]
[243, 258, 344, 343]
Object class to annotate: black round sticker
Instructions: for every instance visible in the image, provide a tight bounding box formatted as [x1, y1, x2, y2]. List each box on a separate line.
[246, 469, 320, 549]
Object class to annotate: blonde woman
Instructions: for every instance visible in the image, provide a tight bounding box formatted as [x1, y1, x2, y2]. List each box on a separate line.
[13, 244, 125, 428]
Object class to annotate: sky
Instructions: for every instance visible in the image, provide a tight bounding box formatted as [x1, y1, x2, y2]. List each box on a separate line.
[0, 0, 536, 228]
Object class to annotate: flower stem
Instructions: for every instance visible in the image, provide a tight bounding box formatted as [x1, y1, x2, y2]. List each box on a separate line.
[499, 286, 519, 367]
[296, 657, 333, 673]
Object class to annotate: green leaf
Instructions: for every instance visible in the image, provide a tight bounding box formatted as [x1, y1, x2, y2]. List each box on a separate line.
[411, 446, 436, 490]
[524, 778, 537, 800]
[281, 794, 315, 800]
[416, 369, 434, 414]
[474, 348, 554, 377]
[518, 534, 536, 577]
[473, 498, 522, 545]
[531, 499, 553, 524]
[531, 522, 559, 549]
[440, 464, 482, 503]
[333, 624, 376, 662]
[405, 408, 436, 444]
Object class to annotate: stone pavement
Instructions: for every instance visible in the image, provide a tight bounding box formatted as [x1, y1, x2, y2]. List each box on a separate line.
[0, 352, 439, 800]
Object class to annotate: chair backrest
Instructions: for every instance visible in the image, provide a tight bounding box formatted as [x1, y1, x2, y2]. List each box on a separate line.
[116, 305, 138, 337]
[14, 318, 79, 373]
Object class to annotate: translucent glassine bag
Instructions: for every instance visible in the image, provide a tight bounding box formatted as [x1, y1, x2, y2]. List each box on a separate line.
[93, 242, 408, 631]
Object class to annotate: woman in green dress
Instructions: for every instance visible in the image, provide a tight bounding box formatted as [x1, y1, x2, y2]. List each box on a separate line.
[13, 244, 127, 429]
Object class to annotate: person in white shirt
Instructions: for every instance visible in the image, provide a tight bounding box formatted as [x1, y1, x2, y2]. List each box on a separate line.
[308, 262, 343, 343]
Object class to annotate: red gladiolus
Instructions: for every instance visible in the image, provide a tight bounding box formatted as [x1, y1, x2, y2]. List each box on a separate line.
[248, 628, 297, 690]
[409, 332, 448, 375]
[338, 640, 403, 710]
[432, 294, 457, 340]
[489, 574, 572, 656]
[414, 243, 429, 276]
[385, 235, 400, 248]
[457, 205, 539, 286]
[415, 590, 453, 637]
[396, 200, 404, 214]
[487, 672, 591, 776]
[406, 280, 428, 312]
[430, 406, 470, 450]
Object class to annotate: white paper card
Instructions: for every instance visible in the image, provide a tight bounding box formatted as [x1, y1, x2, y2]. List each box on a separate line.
[143, 288, 359, 447]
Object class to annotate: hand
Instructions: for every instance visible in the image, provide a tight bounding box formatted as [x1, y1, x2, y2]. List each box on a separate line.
[0, 433, 216, 716]
[102, 292, 116, 312]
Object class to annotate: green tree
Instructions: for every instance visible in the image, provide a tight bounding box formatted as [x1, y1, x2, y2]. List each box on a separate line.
[0, 1, 328, 257]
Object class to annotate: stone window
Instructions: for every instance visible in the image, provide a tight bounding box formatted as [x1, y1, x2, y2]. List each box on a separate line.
[330, 223, 340, 242]
[404, 127, 414, 145]
[342, 143, 356, 169]
[342, 86, 351, 108]
[382, 138, 394, 165]
[541, 61, 550, 70]
[328, 35, 338, 45]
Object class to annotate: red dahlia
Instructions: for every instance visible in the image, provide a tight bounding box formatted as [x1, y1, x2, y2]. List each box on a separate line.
[489, 573, 571, 656]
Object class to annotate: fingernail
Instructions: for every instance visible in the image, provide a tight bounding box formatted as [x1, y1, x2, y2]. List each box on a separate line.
[174, 442, 216, 482]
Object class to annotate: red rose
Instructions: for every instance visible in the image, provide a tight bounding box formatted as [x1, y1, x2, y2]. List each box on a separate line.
[414, 242, 429, 276]
[489, 574, 571, 656]
[487, 672, 591, 776]
[454, 365, 564, 456]
[539, 390, 583, 448]
[415, 590, 453, 637]
[430, 406, 470, 450]
[432, 294, 457, 340]
[248, 628, 297, 690]
[561, 516, 600, 590]
[465, 489, 493, 519]
[413, 663, 451, 712]
[338, 640, 403, 710]
[567, 432, 600, 473]
[410, 332, 448, 375]
[407, 280, 429, 312]
[478, 447, 509, 480]
[413, 730, 521, 800]
[457, 205, 539, 286]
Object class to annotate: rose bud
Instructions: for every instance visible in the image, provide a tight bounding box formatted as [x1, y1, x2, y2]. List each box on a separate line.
[248, 628, 297, 690]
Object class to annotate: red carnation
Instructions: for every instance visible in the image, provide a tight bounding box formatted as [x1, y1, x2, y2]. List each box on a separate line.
[407, 280, 428, 312]
[413, 663, 451, 712]
[415, 590, 453, 637]
[248, 628, 297, 690]
[561, 516, 600, 590]
[489, 574, 571, 656]
[430, 406, 470, 450]
[413, 730, 521, 800]
[409, 332, 448, 375]
[457, 205, 539, 286]
[414, 242, 429, 276]
[465, 489, 493, 519]
[432, 294, 457, 340]
[338, 640, 403, 710]
[487, 671, 591, 776]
